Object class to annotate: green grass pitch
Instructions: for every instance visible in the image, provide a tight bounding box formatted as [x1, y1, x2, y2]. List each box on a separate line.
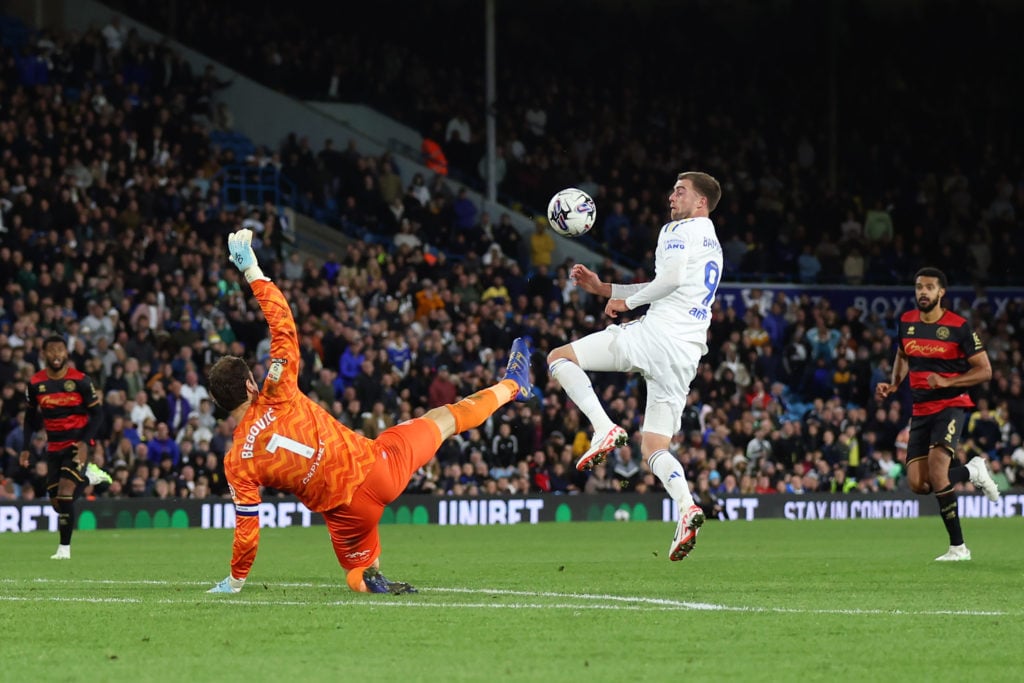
[2, 517, 1021, 682]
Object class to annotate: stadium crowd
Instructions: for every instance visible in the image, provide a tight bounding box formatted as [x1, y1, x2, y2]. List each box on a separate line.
[2, 8, 1024, 511]
[110, 0, 1024, 285]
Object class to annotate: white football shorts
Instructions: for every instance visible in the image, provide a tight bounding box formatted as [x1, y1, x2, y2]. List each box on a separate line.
[570, 321, 704, 437]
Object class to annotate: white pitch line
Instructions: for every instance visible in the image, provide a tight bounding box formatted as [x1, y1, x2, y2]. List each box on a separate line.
[0, 595, 678, 610]
[0, 578, 1012, 617]
[0, 595, 141, 603]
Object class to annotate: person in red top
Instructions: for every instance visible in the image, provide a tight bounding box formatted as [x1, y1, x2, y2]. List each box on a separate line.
[421, 136, 448, 177]
[20, 335, 111, 559]
[207, 229, 533, 595]
[875, 267, 998, 562]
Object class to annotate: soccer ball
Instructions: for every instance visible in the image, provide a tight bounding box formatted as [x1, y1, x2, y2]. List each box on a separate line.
[547, 188, 596, 237]
[613, 508, 631, 522]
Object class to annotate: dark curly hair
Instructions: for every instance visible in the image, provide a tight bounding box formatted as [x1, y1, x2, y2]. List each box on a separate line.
[915, 267, 948, 290]
[207, 356, 252, 411]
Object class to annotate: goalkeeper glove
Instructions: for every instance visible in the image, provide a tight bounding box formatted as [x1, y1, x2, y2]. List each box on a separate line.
[227, 229, 266, 282]
[207, 575, 246, 594]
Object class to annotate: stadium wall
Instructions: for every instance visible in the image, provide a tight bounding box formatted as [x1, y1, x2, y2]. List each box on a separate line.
[2, 494, 1021, 533]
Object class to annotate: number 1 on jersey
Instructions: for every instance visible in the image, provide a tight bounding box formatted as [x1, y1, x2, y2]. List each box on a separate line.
[702, 260, 721, 306]
[266, 433, 315, 459]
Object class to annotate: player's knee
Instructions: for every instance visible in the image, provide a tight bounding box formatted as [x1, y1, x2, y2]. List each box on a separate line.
[909, 480, 931, 495]
[547, 346, 574, 366]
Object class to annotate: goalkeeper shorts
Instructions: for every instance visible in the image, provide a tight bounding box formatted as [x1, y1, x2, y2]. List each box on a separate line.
[323, 418, 442, 570]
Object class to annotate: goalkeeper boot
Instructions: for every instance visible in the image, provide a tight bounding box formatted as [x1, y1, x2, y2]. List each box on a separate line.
[84, 463, 113, 486]
[669, 505, 706, 561]
[574, 425, 628, 471]
[504, 337, 533, 402]
[363, 567, 418, 595]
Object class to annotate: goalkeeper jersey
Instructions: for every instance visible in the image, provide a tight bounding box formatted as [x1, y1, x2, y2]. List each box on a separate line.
[225, 278, 377, 578]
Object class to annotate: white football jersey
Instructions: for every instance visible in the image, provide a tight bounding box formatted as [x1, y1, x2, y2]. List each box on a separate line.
[620, 216, 723, 343]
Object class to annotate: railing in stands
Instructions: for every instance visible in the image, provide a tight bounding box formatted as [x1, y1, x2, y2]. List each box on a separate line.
[214, 164, 297, 211]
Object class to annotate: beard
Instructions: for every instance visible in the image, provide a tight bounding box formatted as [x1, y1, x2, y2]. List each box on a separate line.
[916, 297, 938, 313]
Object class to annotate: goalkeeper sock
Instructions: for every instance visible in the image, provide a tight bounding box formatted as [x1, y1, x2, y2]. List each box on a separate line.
[346, 567, 371, 593]
[446, 381, 516, 433]
[549, 358, 615, 434]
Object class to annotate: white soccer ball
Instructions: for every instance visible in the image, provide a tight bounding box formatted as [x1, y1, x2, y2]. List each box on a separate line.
[547, 188, 597, 237]
[613, 508, 631, 522]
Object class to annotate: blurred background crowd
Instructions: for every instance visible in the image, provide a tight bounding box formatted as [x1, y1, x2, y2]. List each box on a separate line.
[2, 0, 1023, 510]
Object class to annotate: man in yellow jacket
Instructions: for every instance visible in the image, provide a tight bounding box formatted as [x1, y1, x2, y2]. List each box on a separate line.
[530, 217, 555, 268]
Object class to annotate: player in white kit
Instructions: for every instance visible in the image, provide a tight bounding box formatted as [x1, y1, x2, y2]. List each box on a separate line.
[547, 171, 723, 561]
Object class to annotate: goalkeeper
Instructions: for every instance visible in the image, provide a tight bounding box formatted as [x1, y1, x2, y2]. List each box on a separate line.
[207, 230, 533, 595]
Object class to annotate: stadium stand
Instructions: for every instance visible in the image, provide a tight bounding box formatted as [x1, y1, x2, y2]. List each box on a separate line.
[2, 3, 1024, 505]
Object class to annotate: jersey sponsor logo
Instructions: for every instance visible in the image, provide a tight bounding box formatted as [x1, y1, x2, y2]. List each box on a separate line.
[241, 406, 278, 459]
[38, 393, 82, 409]
[301, 443, 326, 485]
[688, 307, 709, 320]
[904, 340, 950, 357]
[936, 326, 950, 340]
[972, 332, 983, 350]
[665, 240, 686, 251]
[702, 236, 720, 250]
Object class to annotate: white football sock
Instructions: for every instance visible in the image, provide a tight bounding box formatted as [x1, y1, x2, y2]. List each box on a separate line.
[549, 359, 615, 434]
[648, 449, 694, 509]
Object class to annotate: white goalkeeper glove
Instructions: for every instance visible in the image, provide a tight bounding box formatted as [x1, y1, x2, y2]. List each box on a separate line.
[207, 575, 246, 594]
[227, 229, 266, 282]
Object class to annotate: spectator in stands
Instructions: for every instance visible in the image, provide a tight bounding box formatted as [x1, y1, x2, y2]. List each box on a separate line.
[863, 200, 895, 244]
[610, 445, 641, 491]
[842, 248, 866, 285]
[427, 366, 458, 410]
[2, 9, 1024, 512]
[583, 462, 615, 494]
[146, 422, 181, 468]
[165, 378, 192, 435]
[180, 370, 210, 410]
[529, 217, 556, 269]
[421, 128, 448, 177]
